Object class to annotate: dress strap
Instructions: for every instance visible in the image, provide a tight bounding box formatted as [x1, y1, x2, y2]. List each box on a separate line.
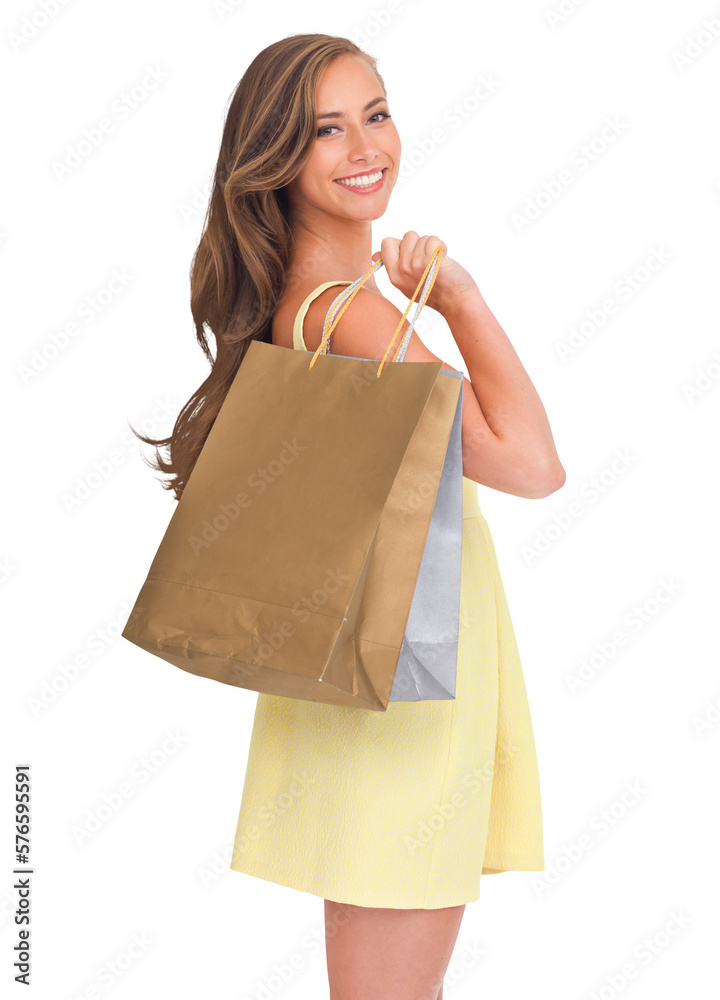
[293, 280, 353, 351]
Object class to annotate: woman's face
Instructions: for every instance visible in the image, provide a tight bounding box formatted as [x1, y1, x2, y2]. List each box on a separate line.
[285, 53, 401, 224]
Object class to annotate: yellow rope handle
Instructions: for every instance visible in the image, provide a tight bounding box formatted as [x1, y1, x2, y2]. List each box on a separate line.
[376, 243, 444, 377]
[308, 243, 445, 376]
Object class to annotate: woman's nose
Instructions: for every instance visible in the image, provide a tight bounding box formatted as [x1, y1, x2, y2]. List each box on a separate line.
[346, 127, 381, 160]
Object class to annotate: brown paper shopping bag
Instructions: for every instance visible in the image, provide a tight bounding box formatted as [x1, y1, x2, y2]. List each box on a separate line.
[122, 245, 461, 710]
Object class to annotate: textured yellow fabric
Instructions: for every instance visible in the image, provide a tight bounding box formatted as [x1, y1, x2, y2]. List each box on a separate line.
[228, 281, 545, 908]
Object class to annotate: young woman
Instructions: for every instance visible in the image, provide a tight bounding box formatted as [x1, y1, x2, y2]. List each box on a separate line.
[138, 33, 565, 1000]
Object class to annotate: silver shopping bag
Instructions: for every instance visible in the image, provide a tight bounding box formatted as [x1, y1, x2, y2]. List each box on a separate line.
[391, 370, 463, 701]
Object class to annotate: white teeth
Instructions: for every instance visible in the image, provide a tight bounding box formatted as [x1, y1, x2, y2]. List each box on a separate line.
[336, 169, 383, 187]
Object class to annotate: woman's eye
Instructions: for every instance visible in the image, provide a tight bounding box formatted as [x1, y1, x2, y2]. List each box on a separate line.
[316, 111, 391, 137]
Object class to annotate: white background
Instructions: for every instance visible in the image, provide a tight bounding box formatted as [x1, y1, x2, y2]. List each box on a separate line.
[4, 0, 719, 997]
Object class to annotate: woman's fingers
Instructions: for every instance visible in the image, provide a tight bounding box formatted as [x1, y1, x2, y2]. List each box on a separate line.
[424, 235, 447, 260]
[376, 235, 402, 269]
[371, 233, 447, 300]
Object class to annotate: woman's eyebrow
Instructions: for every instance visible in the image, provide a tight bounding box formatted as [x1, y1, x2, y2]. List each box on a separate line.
[317, 96, 387, 121]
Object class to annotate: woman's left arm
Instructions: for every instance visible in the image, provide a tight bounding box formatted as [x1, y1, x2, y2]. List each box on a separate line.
[437, 281, 566, 498]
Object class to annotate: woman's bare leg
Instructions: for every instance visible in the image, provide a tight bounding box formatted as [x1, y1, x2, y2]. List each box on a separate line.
[324, 899, 465, 1000]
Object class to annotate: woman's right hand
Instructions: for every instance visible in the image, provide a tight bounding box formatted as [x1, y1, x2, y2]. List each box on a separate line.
[371, 231, 479, 315]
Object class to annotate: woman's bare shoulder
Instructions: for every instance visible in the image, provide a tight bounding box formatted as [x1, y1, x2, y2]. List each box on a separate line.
[303, 285, 448, 365]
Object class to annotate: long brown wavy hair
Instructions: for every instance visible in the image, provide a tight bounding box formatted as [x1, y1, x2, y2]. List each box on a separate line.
[131, 34, 385, 501]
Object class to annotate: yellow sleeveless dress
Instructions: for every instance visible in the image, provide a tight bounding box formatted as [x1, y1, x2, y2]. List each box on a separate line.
[228, 281, 545, 908]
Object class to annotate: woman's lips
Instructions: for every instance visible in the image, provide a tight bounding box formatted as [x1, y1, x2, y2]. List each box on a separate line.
[333, 168, 387, 194]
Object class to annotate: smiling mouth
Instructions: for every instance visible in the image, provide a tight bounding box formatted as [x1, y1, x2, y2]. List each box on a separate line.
[334, 168, 386, 190]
